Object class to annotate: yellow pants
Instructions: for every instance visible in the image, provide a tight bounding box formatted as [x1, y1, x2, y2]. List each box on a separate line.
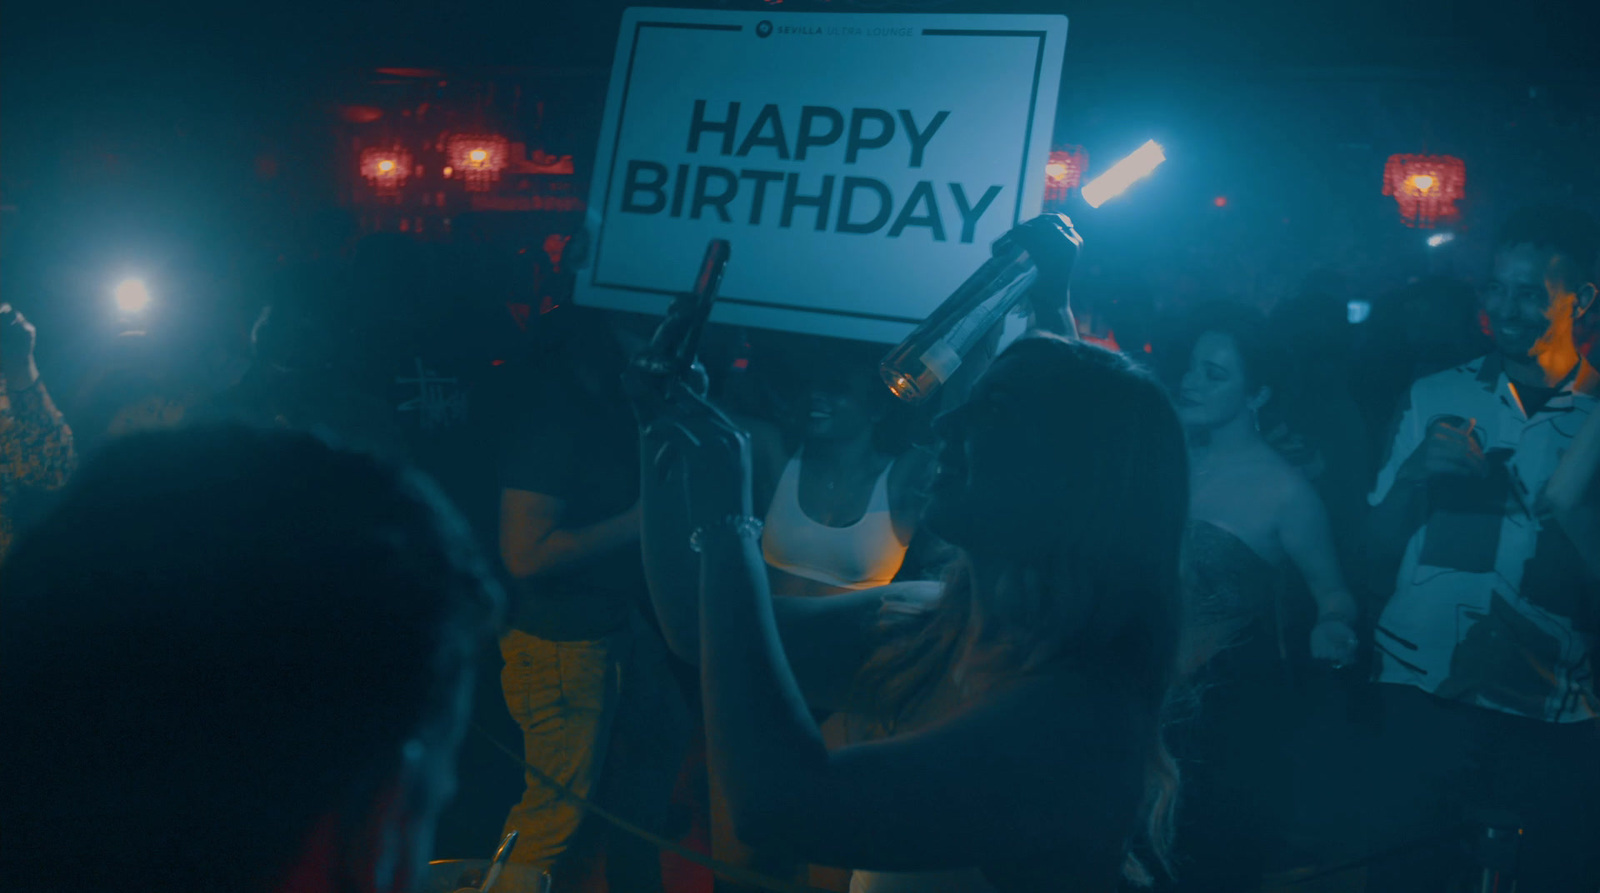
[499, 629, 620, 868]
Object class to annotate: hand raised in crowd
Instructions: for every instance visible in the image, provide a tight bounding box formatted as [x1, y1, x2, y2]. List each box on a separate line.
[621, 290, 712, 410]
[1009, 213, 1083, 336]
[1396, 415, 1489, 484]
[0, 304, 42, 389]
[637, 382, 754, 534]
[1309, 617, 1360, 667]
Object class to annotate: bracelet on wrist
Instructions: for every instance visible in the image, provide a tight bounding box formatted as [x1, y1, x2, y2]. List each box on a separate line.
[689, 515, 764, 554]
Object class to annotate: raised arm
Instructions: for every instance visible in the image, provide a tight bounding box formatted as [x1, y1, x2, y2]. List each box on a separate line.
[0, 305, 76, 492]
[932, 222, 1080, 413]
[727, 413, 789, 516]
[637, 402, 935, 709]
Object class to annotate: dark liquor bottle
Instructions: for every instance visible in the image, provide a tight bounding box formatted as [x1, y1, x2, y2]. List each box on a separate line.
[634, 239, 731, 382]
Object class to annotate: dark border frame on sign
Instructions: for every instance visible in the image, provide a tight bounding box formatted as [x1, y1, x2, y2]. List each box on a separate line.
[590, 20, 1050, 326]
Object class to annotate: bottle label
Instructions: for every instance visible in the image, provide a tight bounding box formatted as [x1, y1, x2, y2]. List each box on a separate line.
[919, 340, 963, 384]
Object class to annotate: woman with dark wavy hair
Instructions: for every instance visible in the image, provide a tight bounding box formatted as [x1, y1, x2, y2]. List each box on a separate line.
[1166, 303, 1360, 674]
[633, 333, 1188, 892]
[1161, 302, 1360, 891]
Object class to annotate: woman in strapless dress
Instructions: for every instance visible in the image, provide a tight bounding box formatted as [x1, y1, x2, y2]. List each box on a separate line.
[634, 333, 1190, 893]
[1163, 304, 1360, 891]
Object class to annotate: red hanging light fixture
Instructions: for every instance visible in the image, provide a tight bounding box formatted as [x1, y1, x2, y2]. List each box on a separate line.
[1382, 154, 1466, 229]
[446, 134, 510, 192]
[359, 146, 413, 195]
[1043, 145, 1089, 205]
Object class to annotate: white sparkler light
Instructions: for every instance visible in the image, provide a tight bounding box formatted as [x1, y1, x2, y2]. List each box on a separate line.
[1081, 140, 1167, 209]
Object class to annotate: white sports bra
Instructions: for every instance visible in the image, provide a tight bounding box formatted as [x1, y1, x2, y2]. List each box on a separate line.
[761, 449, 910, 591]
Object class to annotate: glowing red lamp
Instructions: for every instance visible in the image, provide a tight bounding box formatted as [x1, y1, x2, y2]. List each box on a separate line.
[446, 134, 510, 192]
[1043, 145, 1089, 205]
[360, 146, 412, 194]
[1382, 154, 1465, 229]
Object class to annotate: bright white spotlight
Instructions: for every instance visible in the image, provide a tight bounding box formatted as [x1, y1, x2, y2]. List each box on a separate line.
[1426, 232, 1455, 248]
[114, 278, 152, 314]
[1347, 300, 1372, 325]
[1081, 140, 1166, 208]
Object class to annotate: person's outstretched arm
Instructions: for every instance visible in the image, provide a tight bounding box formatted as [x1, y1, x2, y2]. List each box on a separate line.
[0, 305, 76, 492]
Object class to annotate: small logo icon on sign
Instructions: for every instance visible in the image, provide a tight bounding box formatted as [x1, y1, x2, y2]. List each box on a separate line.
[755, 20, 773, 38]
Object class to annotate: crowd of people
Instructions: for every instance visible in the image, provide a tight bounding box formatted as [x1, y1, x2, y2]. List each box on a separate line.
[2, 203, 1598, 893]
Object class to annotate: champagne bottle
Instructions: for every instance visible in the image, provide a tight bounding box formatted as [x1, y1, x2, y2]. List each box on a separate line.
[634, 239, 731, 382]
[880, 214, 1079, 404]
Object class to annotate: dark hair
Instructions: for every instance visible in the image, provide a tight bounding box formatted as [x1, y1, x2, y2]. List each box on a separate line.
[1497, 205, 1600, 284]
[0, 424, 503, 892]
[1176, 303, 1317, 469]
[855, 336, 1187, 883]
[1172, 302, 1288, 397]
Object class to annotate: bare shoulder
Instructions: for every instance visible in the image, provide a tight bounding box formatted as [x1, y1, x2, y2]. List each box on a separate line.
[1241, 443, 1312, 501]
[1267, 456, 1331, 530]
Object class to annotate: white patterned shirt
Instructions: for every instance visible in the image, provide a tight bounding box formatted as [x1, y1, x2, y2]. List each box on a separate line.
[1369, 354, 1599, 723]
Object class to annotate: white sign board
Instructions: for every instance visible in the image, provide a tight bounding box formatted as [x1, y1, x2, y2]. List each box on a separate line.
[575, 8, 1068, 343]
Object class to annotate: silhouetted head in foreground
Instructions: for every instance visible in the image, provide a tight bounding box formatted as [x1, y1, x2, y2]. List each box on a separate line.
[0, 424, 503, 893]
[874, 335, 1189, 881]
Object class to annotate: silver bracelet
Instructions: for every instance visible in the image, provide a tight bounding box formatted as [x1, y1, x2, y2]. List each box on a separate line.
[689, 515, 764, 553]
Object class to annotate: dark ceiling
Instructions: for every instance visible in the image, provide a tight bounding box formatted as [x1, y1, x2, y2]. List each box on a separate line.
[2, 0, 1593, 240]
[4, 0, 1596, 86]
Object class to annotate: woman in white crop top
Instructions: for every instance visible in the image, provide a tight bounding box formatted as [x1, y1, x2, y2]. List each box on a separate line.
[745, 355, 934, 598]
[634, 333, 1188, 893]
[732, 352, 936, 890]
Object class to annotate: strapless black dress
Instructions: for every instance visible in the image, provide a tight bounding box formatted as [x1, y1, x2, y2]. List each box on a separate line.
[1164, 521, 1292, 891]
[1182, 519, 1283, 673]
